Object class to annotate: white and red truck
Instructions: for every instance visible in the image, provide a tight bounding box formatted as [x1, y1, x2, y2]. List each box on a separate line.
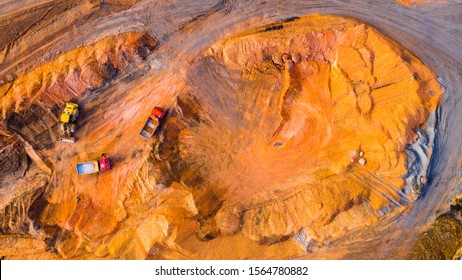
[76, 154, 112, 175]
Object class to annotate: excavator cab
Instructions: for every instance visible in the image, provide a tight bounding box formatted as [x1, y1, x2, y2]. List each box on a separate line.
[60, 103, 79, 124]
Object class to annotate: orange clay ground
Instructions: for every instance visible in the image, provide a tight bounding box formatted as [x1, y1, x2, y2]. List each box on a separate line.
[0, 15, 442, 259]
[167, 16, 442, 256]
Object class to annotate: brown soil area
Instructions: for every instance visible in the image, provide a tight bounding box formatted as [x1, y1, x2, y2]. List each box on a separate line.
[0, 0, 140, 84]
[0, 0, 458, 260]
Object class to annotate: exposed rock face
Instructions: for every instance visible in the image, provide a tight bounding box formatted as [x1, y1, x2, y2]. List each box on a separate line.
[0, 235, 58, 260]
[1, 31, 156, 118]
[0, 132, 50, 247]
[0, 135, 28, 179]
[5, 104, 60, 151]
[0, 31, 157, 259]
[1, 32, 156, 150]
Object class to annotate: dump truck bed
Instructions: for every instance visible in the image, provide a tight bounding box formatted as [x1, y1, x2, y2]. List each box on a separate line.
[139, 116, 159, 139]
[76, 161, 99, 175]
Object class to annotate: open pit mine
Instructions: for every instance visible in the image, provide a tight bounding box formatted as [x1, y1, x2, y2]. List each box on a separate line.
[0, 0, 461, 260]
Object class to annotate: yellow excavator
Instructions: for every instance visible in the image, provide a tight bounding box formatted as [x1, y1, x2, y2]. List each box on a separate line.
[58, 102, 79, 143]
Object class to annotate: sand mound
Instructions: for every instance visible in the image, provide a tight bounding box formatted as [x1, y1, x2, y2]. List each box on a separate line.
[159, 15, 442, 253]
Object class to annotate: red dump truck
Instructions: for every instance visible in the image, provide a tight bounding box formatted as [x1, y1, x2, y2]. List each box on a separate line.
[139, 107, 165, 139]
[76, 154, 112, 175]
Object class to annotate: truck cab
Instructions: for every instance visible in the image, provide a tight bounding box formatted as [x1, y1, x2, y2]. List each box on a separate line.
[151, 107, 165, 119]
[98, 154, 112, 171]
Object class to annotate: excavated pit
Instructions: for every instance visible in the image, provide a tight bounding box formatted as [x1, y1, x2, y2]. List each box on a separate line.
[1, 0, 460, 260]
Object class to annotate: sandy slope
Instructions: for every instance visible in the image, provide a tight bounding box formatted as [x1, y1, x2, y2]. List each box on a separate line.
[0, 0, 461, 259]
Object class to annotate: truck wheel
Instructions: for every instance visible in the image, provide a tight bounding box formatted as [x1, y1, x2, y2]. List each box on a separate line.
[75, 110, 80, 118]
[70, 124, 77, 133]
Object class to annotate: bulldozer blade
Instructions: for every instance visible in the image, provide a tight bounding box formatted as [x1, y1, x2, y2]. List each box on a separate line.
[59, 137, 76, 143]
